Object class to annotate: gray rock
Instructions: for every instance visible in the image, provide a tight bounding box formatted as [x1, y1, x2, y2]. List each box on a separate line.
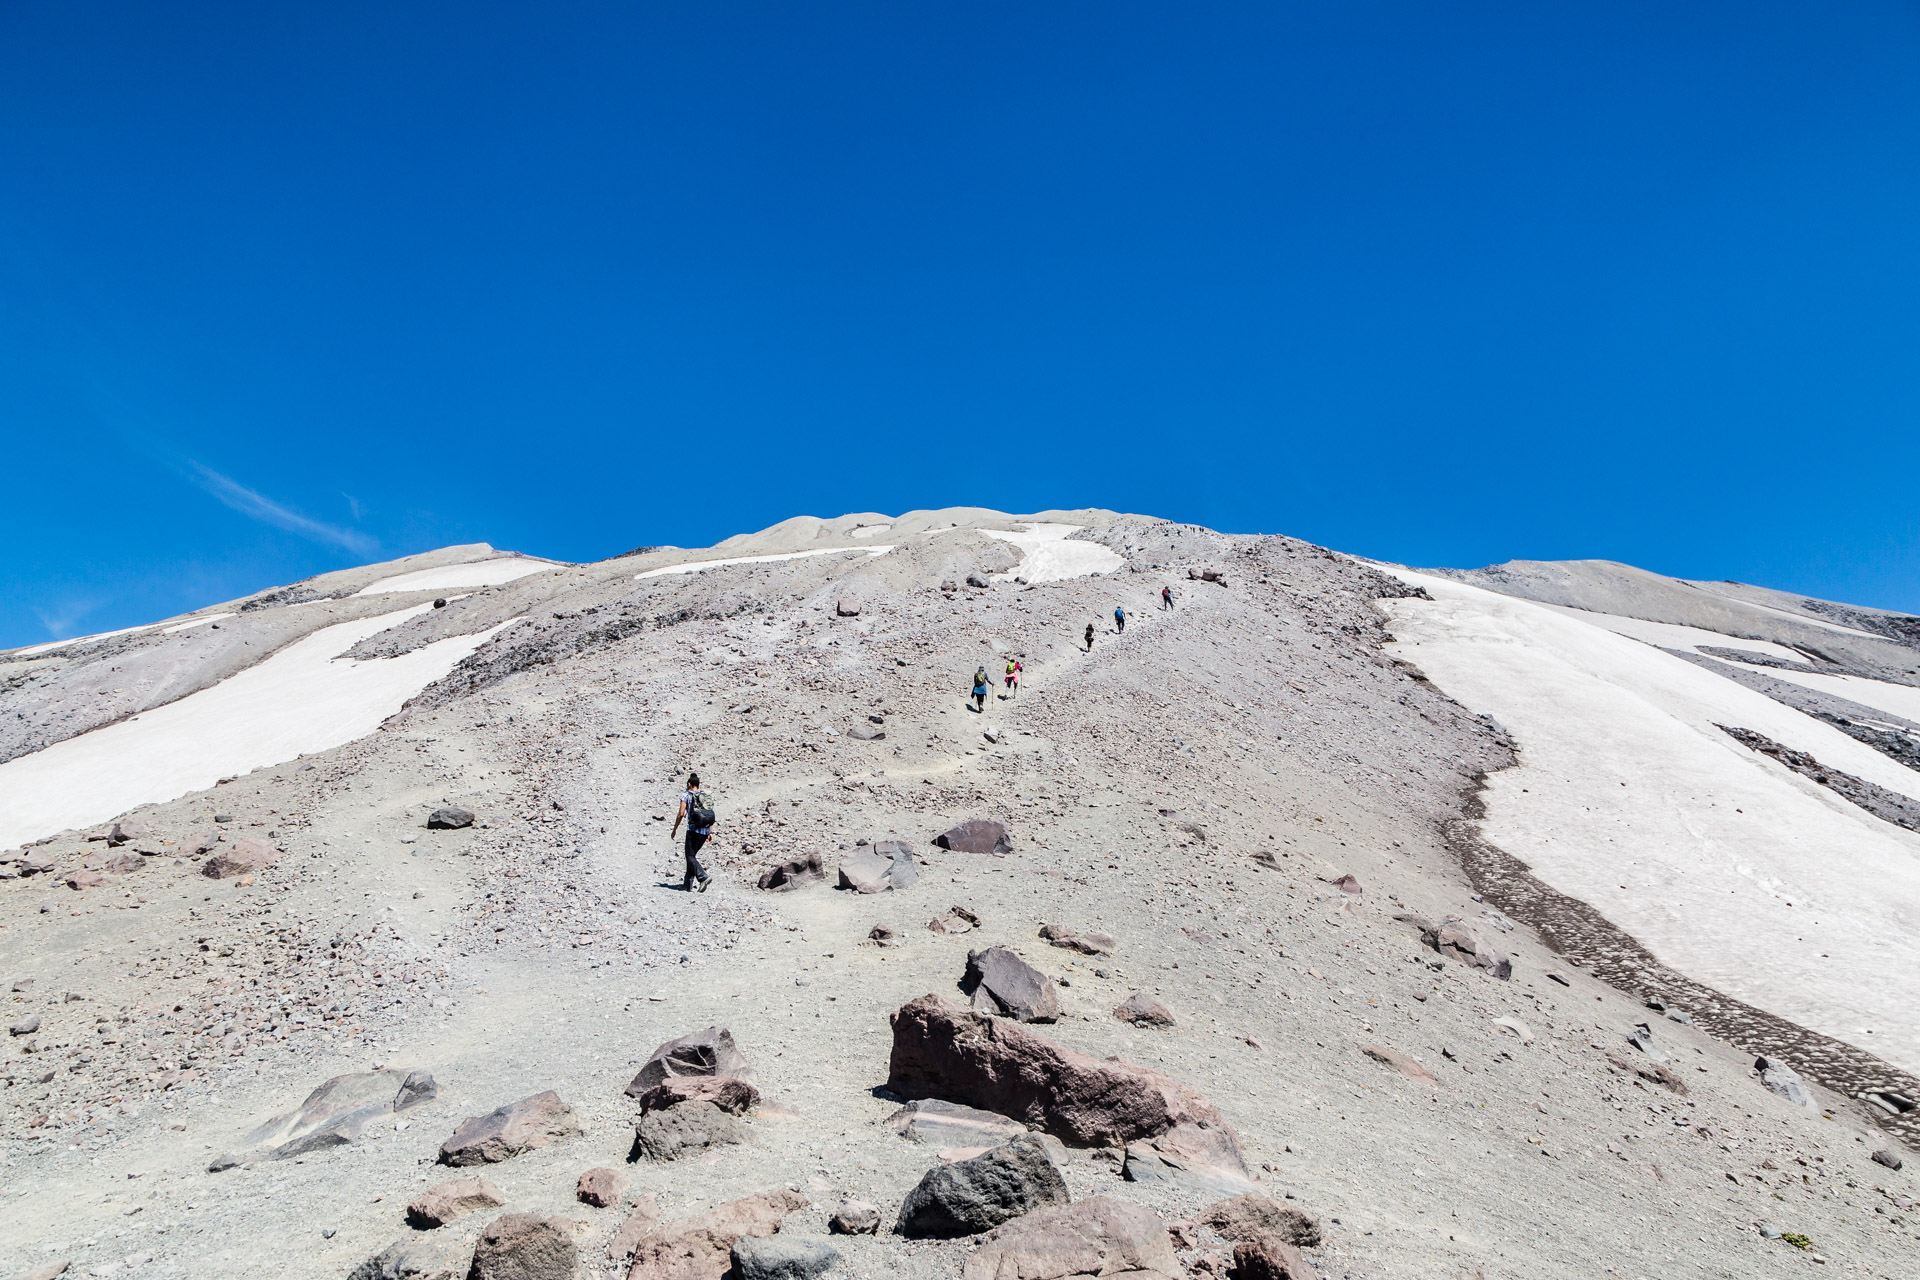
[836, 599, 862, 618]
[961, 1196, 1178, 1280]
[10, 1014, 40, 1037]
[894, 1134, 1070, 1238]
[347, 1236, 459, 1280]
[631, 1099, 744, 1161]
[627, 1026, 751, 1095]
[935, 819, 1012, 855]
[963, 947, 1060, 1022]
[829, 1201, 882, 1235]
[426, 807, 474, 830]
[1754, 1056, 1817, 1109]
[468, 1213, 578, 1280]
[438, 1091, 581, 1166]
[1870, 1146, 1903, 1171]
[731, 1235, 841, 1280]
[847, 725, 886, 741]
[837, 843, 918, 894]
[758, 852, 826, 892]
[966, 574, 991, 589]
[1421, 916, 1511, 979]
[214, 1067, 436, 1169]
[1039, 923, 1115, 957]
[883, 1098, 1029, 1147]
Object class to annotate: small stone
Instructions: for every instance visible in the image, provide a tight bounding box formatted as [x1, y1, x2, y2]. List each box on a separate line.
[408, 1176, 508, 1228]
[1360, 1044, 1436, 1085]
[577, 1166, 629, 1207]
[1038, 923, 1116, 957]
[1112, 994, 1175, 1027]
[835, 599, 862, 618]
[10, 1014, 41, 1037]
[1545, 972, 1571, 987]
[1870, 1147, 1903, 1171]
[929, 906, 982, 934]
[200, 837, 278, 879]
[1228, 1232, 1318, 1280]
[426, 807, 474, 830]
[828, 1201, 881, 1235]
[935, 819, 1012, 854]
[757, 852, 826, 892]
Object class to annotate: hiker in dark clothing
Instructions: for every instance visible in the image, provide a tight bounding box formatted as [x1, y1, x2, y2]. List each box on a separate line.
[1114, 606, 1126, 633]
[1084, 623, 1095, 652]
[1161, 585, 1174, 610]
[971, 666, 990, 712]
[668, 771, 714, 892]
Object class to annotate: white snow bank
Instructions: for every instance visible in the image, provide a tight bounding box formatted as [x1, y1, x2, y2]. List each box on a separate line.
[634, 546, 894, 580]
[1532, 602, 1811, 666]
[162, 612, 236, 634]
[11, 621, 161, 658]
[0, 606, 520, 850]
[1378, 570, 1920, 1075]
[983, 524, 1124, 583]
[1720, 662, 1920, 728]
[353, 557, 554, 596]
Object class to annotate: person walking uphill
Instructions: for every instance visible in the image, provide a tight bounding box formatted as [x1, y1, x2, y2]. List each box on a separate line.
[1004, 657, 1021, 698]
[1161, 585, 1174, 611]
[971, 666, 990, 713]
[669, 772, 714, 892]
[1114, 606, 1126, 634]
[1084, 623, 1095, 652]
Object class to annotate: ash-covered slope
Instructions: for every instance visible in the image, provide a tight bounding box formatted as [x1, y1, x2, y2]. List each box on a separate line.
[2, 515, 1915, 1280]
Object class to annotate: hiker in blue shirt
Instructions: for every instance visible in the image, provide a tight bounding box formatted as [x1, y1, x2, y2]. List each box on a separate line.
[1114, 606, 1126, 634]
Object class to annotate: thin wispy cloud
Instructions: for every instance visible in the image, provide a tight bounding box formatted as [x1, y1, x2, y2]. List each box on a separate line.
[187, 461, 378, 555]
[32, 598, 102, 641]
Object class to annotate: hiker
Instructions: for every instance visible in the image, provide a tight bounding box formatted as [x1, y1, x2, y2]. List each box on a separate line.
[971, 665, 990, 712]
[1115, 606, 1126, 633]
[1084, 622, 1095, 652]
[668, 771, 714, 892]
[1161, 585, 1174, 610]
[1004, 657, 1022, 698]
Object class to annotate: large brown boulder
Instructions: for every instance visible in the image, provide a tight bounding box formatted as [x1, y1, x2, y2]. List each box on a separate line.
[468, 1213, 577, 1280]
[887, 996, 1251, 1191]
[626, 1028, 750, 1097]
[438, 1091, 580, 1166]
[1421, 917, 1511, 979]
[631, 1100, 743, 1161]
[201, 837, 279, 879]
[894, 1134, 1069, 1238]
[408, 1177, 507, 1228]
[963, 1197, 1179, 1280]
[625, 1189, 809, 1280]
[1195, 1195, 1321, 1248]
[962, 948, 1060, 1022]
[632, 1076, 760, 1116]
[1228, 1234, 1318, 1280]
[935, 820, 1013, 854]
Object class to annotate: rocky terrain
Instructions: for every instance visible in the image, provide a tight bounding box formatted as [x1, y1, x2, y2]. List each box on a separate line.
[1, 509, 1914, 1280]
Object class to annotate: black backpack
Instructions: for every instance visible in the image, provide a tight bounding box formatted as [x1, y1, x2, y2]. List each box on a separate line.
[688, 790, 716, 829]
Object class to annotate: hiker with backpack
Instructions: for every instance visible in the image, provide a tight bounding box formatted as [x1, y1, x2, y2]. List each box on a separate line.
[1114, 606, 1126, 634]
[1004, 657, 1022, 698]
[1161, 585, 1174, 610]
[971, 666, 990, 712]
[1084, 622, 1095, 652]
[669, 771, 715, 892]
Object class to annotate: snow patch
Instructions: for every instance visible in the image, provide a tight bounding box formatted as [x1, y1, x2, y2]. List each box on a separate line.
[162, 612, 236, 634]
[634, 546, 894, 580]
[0, 606, 522, 849]
[353, 557, 554, 596]
[1378, 569, 1920, 1075]
[983, 524, 1124, 583]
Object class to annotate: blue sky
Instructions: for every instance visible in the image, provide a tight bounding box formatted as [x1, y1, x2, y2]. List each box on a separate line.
[4, 2, 1919, 645]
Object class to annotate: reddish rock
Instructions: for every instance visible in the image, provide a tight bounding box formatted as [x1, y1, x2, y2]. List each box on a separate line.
[929, 906, 982, 935]
[106, 821, 138, 846]
[963, 1196, 1179, 1280]
[439, 1091, 581, 1166]
[1039, 924, 1116, 957]
[886, 995, 1251, 1182]
[1113, 994, 1175, 1028]
[1228, 1234, 1318, 1280]
[1196, 1195, 1322, 1248]
[578, 1166, 629, 1208]
[102, 852, 144, 875]
[626, 1027, 750, 1097]
[935, 819, 1012, 854]
[62, 870, 110, 890]
[757, 852, 825, 892]
[468, 1213, 577, 1280]
[408, 1176, 507, 1228]
[632, 1076, 760, 1115]
[1359, 1044, 1436, 1086]
[606, 1194, 661, 1264]
[624, 1188, 808, 1280]
[201, 837, 278, 879]
[180, 830, 221, 857]
[1328, 875, 1362, 896]
[1421, 916, 1511, 979]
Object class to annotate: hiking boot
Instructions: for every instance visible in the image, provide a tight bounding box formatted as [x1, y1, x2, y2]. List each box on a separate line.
[696, 875, 712, 893]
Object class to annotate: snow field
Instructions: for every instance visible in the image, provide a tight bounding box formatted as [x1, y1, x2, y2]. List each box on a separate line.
[0, 606, 523, 850]
[353, 557, 555, 596]
[983, 523, 1124, 582]
[633, 546, 894, 579]
[1378, 570, 1920, 1076]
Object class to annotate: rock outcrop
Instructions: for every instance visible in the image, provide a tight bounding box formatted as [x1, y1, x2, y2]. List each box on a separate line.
[467, 1213, 578, 1280]
[625, 1189, 809, 1280]
[894, 1134, 1070, 1237]
[935, 820, 1013, 854]
[212, 1067, 436, 1169]
[627, 1027, 750, 1096]
[963, 1197, 1179, 1280]
[962, 947, 1060, 1022]
[408, 1176, 507, 1228]
[1421, 917, 1511, 979]
[438, 1091, 580, 1166]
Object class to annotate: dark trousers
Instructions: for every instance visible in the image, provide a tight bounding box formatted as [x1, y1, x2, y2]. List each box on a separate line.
[683, 831, 710, 887]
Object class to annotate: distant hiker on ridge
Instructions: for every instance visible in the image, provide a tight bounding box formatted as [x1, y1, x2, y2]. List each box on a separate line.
[668, 771, 714, 893]
[971, 666, 990, 713]
[1084, 622, 1095, 652]
[1114, 605, 1126, 634]
[1162, 585, 1174, 610]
